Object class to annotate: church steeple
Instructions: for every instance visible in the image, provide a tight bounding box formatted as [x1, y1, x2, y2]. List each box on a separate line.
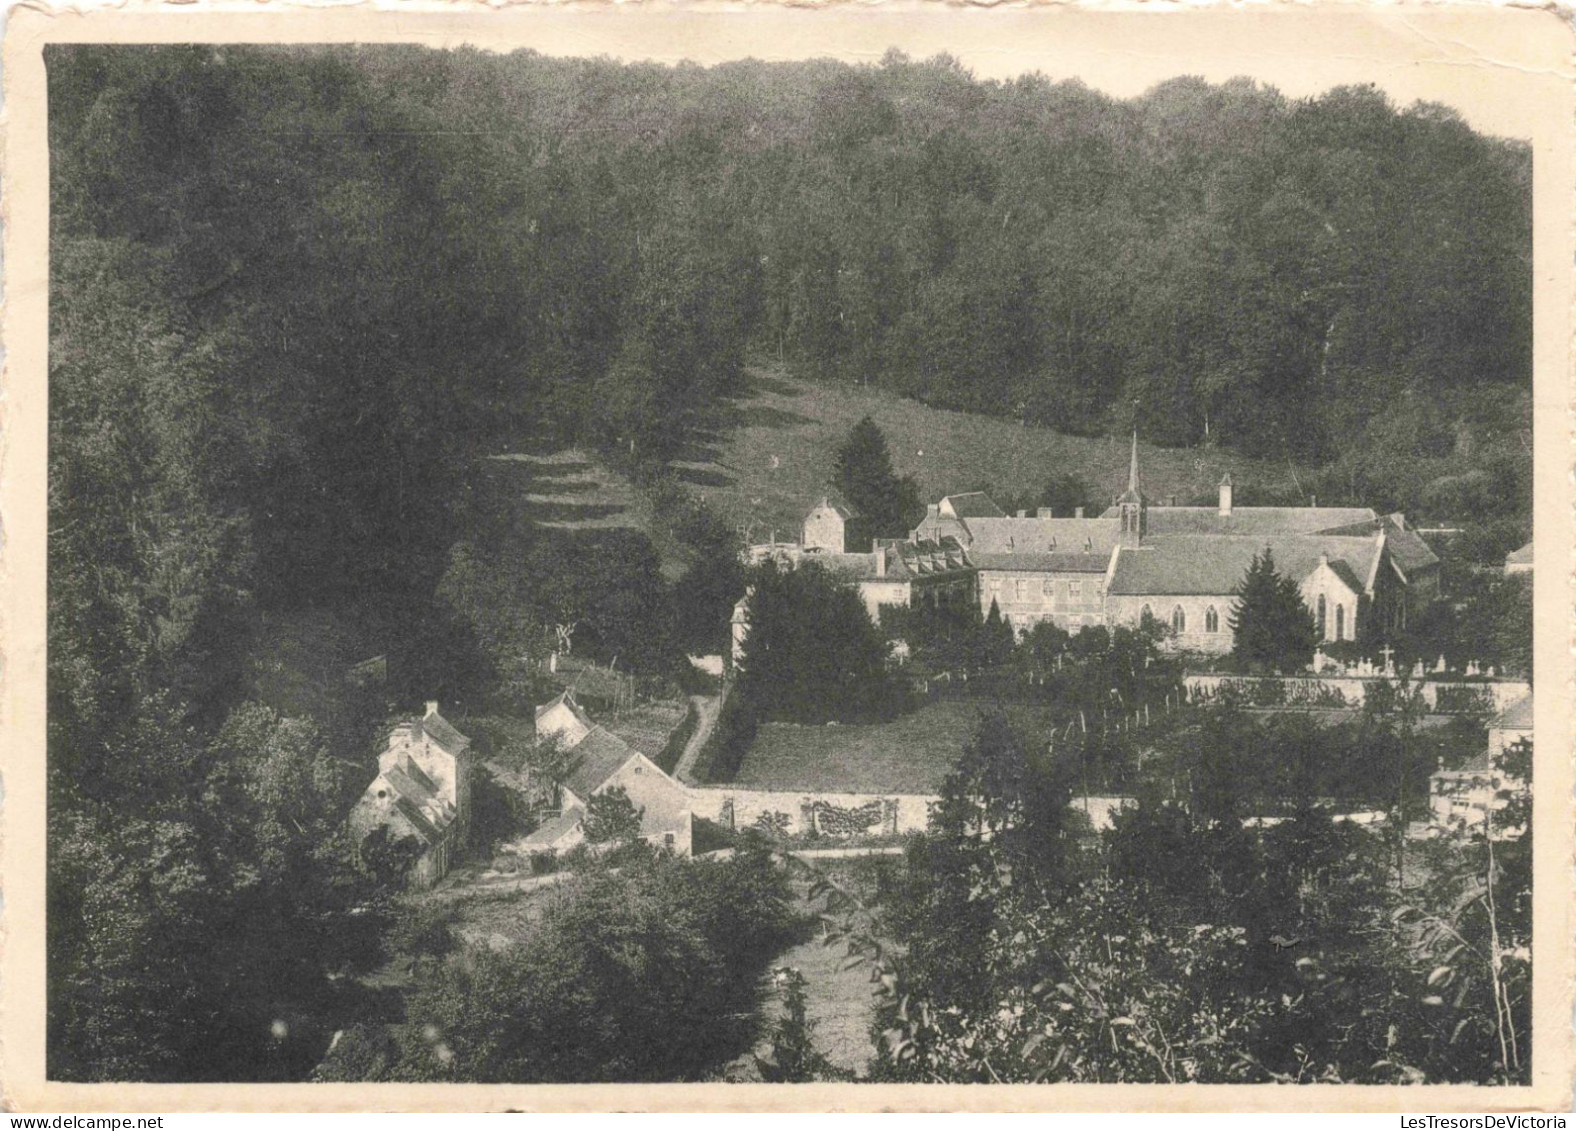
[1117, 430, 1145, 545]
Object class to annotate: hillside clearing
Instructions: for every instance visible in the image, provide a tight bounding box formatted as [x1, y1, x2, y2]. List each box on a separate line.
[671, 366, 1304, 540]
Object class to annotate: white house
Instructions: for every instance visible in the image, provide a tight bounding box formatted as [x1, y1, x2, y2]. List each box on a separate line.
[349, 702, 473, 888]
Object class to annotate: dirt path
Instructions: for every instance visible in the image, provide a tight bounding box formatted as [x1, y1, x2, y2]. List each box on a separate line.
[673, 691, 724, 784]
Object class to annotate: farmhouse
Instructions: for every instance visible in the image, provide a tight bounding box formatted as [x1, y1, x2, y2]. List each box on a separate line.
[349, 702, 473, 888]
[520, 690, 694, 856]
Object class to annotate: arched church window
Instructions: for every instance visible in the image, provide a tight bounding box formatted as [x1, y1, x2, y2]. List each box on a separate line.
[1141, 604, 1154, 624]
[1317, 594, 1327, 637]
[1335, 604, 1346, 641]
[1205, 606, 1219, 633]
[1171, 605, 1186, 634]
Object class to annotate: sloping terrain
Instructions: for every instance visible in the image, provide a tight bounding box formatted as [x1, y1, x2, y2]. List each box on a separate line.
[670, 366, 1302, 539]
[473, 449, 690, 580]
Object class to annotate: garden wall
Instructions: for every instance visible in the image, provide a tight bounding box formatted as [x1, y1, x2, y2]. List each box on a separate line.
[687, 787, 1137, 838]
[1183, 674, 1529, 715]
[687, 786, 936, 838]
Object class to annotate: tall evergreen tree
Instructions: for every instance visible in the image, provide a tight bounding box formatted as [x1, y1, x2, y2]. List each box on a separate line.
[831, 416, 921, 539]
[1228, 549, 1319, 672]
[734, 560, 903, 724]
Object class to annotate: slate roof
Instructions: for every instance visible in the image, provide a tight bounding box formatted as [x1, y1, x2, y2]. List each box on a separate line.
[940, 492, 1008, 519]
[1382, 518, 1440, 574]
[1108, 534, 1380, 596]
[807, 496, 859, 520]
[524, 805, 585, 847]
[911, 516, 971, 545]
[816, 552, 887, 582]
[1494, 695, 1533, 732]
[895, 537, 974, 576]
[381, 759, 458, 845]
[961, 516, 1122, 556]
[815, 538, 976, 583]
[562, 726, 638, 800]
[1109, 505, 1379, 537]
[1505, 541, 1534, 567]
[421, 711, 471, 754]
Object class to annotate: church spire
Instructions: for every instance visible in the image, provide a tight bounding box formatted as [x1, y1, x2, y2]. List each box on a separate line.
[1117, 429, 1146, 545]
[1117, 430, 1144, 506]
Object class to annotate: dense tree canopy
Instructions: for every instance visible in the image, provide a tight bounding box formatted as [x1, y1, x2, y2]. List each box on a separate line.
[45, 44, 1533, 1082]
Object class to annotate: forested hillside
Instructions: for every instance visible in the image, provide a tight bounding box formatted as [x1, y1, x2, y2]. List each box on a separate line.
[45, 44, 1532, 1081]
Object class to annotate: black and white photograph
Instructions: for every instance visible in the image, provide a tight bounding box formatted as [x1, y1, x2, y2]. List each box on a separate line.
[4, 5, 1572, 1111]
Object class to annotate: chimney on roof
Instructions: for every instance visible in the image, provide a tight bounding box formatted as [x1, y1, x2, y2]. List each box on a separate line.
[1037, 507, 1054, 518]
[1218, 473, 1234, 518]
[425, 700, 439, 718]
[875, 546, 887, 577]
[1075, 506, 1085, 519]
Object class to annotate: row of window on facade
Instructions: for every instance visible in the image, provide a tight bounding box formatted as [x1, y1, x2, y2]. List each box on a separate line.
[1131, 597, 1349, 640]
[1315, 595, 1349, 641]
[1138, 604, 1223, 635]
[989, 578, 1101, 603]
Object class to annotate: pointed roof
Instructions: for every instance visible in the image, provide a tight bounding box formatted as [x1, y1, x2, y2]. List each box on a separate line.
[562, 726, 640, 800]
[1493, 694, 1533, 732]
[808, 494, 858, 520]
[1117, 431, 1143, 505]
[523, 805, 586, 848]
[939, 492, 1007, 520]
[535, 689, 593, 730]
[420, 707, 471, 754]
[1107, 533, 1379, 596]
[375, 759, 459, 845]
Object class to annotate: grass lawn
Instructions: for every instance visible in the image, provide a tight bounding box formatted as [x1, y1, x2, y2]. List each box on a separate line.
[732, 698, 1070, 794]
[670, 364, 1300, 540]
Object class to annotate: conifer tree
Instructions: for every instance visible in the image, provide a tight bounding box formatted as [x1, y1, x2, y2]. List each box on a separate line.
[981, 598, 1015, 667]
[832, 416, 921, 539]
[1228, 549, 1319, 672]
[734, 560, 902, 724]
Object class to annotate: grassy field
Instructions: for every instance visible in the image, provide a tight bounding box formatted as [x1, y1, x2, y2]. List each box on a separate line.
[670, 365, 1301, 539]
[732, 698, 1074, 794]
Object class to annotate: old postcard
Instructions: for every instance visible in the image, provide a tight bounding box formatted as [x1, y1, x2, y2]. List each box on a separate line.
[2, 1, 1572, 1113]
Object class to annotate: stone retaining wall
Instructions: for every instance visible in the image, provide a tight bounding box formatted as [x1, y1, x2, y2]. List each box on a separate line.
[1184, 674, 1529, 714]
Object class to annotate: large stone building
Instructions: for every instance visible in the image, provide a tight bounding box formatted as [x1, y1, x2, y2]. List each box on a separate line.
[349, 702, 473, 888]
[749, 436, 1438, 656]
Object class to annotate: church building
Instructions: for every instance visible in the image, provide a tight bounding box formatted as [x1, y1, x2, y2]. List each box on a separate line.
[743, 437, 1437, 656]
[900, 435, 1438, 654]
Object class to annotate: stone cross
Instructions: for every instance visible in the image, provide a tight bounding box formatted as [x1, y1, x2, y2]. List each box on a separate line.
[1380, 645, 1395, 675]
